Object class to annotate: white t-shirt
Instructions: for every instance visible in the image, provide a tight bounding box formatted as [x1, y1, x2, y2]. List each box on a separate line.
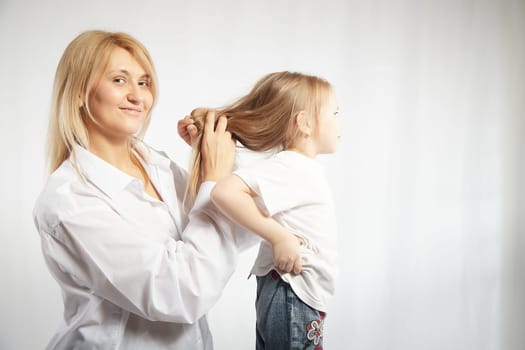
[234, 150, 338, 312]
[33, 141, 252, 350]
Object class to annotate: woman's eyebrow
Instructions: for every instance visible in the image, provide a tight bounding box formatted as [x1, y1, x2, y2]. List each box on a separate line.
[109, 69, 149, 79]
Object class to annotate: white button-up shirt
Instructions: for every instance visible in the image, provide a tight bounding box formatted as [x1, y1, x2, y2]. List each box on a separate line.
[33, 142, 250, 350]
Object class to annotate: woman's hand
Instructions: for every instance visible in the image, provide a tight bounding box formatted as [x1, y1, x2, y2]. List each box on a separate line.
[201, 110, 235, 182]
[177, 115, 198, 146]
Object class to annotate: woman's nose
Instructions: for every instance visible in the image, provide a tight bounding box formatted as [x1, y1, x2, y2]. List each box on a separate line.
[127, 84, 143, 104]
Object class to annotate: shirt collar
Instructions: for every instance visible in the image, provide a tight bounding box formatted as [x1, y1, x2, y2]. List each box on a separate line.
[71, 140, 172, 198]
[133, 139, 172, 171]
[72, 144, 137, 198]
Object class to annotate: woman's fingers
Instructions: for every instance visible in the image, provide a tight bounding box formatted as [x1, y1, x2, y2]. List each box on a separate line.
[215, 115, 228, 133]
[200, 111, 235, 182]
[187, 124, 198, 142]
[177, 115, 198, 146]
[204, 110, 216, 135]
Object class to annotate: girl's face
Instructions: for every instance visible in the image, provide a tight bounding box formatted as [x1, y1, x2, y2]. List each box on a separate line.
[86, 47, 153, 142]
[314, 89, 341, 154]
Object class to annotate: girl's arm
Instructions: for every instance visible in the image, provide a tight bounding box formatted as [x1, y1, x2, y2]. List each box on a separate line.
[211, 175, 302, 274]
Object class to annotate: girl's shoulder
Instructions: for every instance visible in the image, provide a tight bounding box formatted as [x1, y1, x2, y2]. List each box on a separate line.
[272, 150, 321, 171]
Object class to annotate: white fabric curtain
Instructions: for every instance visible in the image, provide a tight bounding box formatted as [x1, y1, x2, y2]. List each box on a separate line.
[0, 1, 523, 349]
[327, 2, 525, 349]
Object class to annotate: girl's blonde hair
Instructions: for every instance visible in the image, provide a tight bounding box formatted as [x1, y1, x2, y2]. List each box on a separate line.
[186, 71, 332, 202]
[47, 30, 158, 173]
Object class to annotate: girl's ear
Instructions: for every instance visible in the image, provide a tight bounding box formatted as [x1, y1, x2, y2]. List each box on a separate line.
[295, 111, 312, 137]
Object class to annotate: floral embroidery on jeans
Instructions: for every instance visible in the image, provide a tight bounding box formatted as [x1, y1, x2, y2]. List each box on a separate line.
[306, 318, 324, 346]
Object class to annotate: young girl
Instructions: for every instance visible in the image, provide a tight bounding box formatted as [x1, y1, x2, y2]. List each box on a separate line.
[186, 71, 340, 350]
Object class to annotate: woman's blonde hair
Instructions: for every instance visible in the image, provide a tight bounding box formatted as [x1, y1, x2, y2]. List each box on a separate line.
[186, 71, 332, 203]
[47, 30, 158, 173]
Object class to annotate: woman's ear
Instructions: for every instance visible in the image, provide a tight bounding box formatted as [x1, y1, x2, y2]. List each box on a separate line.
[295, 111, 312, 137]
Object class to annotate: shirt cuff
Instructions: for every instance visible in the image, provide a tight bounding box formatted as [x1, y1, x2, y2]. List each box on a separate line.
[190, 181, 216, 216]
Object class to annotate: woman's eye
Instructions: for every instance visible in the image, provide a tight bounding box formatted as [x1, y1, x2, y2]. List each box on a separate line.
[138, 80, 150, 87]
[113, 77, 126, 84]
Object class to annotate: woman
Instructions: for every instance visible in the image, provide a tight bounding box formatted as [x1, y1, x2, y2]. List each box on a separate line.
[33, 30, 255, 349]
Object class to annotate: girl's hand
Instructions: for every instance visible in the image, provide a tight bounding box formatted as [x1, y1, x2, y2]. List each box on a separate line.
[177, 115, 198, 146]
[272, 234, 303, 275]
[201, 110, 235, 182]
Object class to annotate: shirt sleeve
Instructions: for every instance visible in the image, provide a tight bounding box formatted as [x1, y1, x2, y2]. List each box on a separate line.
[168, 160, 260, 252]
[38, 182, 239, 324]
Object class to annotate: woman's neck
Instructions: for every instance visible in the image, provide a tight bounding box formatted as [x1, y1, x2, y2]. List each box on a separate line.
[88, 133, 135, 172]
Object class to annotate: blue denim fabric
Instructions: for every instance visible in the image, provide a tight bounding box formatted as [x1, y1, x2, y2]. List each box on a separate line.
[256, 271, 326, 350]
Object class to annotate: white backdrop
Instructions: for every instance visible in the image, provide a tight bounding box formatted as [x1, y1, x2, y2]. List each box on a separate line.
[1, 1, 524, 349]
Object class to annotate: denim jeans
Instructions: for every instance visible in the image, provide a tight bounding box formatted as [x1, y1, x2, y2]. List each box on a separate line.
[256, 270, 326, 350]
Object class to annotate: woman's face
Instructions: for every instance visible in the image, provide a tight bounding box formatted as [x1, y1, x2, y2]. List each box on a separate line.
[86, 47, 153, 142]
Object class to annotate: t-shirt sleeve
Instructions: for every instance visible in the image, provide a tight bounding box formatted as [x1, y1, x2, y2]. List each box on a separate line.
[234, 159, 310, 216]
